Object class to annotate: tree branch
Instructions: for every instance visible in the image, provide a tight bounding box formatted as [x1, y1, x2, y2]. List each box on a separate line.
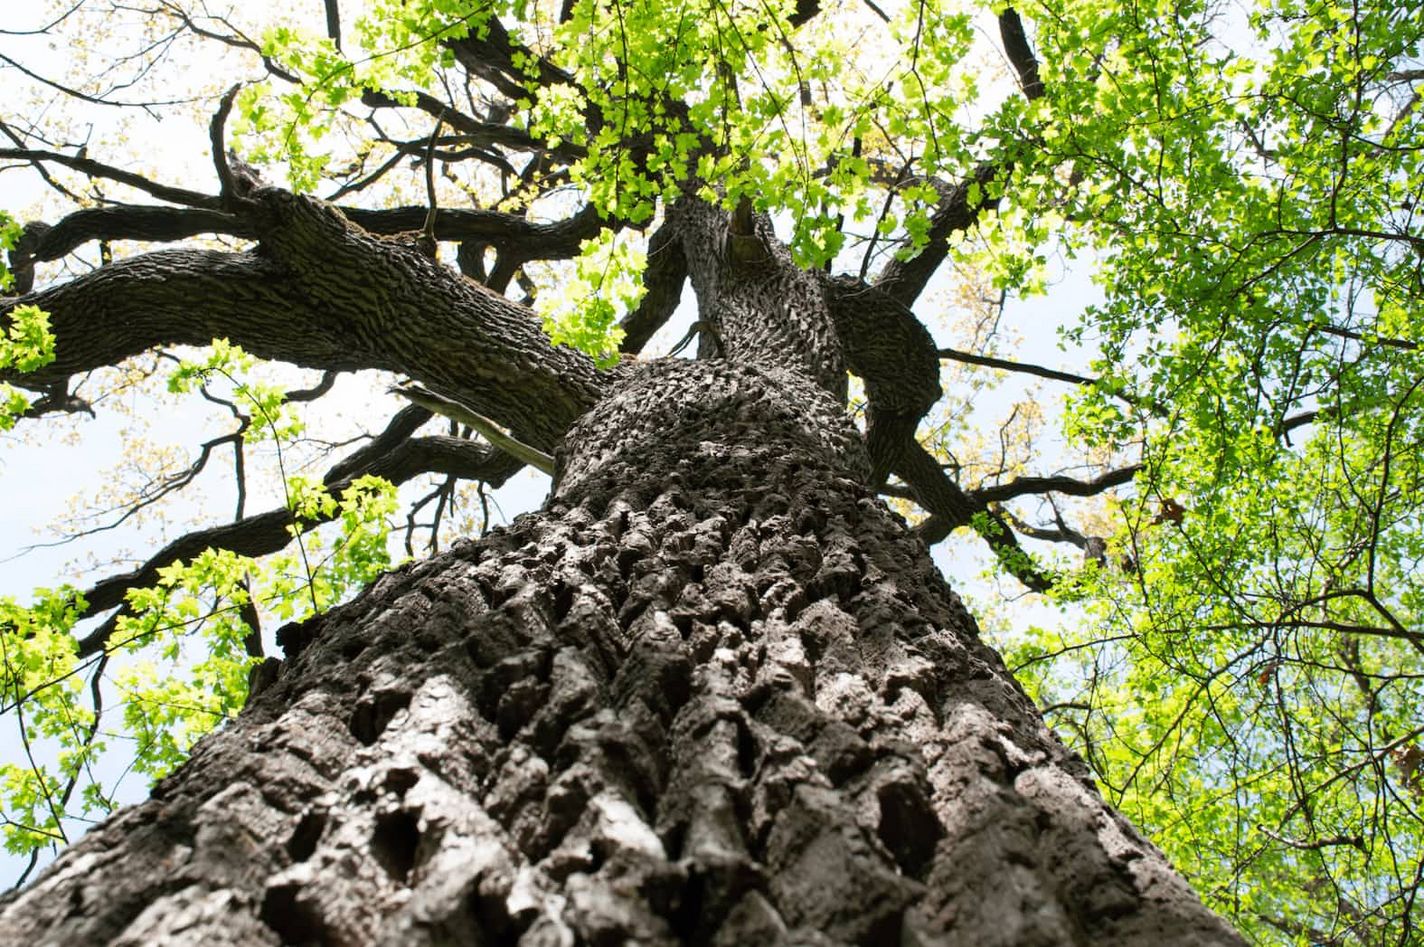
[0, 147, 221, 209]
[823, 276, 942, 427]
[998, 8, 1044, 101]
[444, 15, 573, 102]
[75, 420, 523, 656]
[619, 218, 688, 354]
[816, 276, 1055, 586]
[4, 216, 605, 450]
[870, 162, 1001, 308]
[867, 10, 1044, 307]
[971, 465, 1141, 505]
[3, 250, 357, 384]
[359, 89, 571, 159]
[896, 437, 1054, 592]
[392, 383, 554, 474]
[938, 346, 1100, 388]
[9, 200, 604, 278]
[323, 0, 343, 49]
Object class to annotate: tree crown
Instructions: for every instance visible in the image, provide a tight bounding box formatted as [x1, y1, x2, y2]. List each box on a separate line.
[1, 0, 1421, 940]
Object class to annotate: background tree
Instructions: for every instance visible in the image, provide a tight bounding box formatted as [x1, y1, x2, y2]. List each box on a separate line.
[0, 0, 1419, 943]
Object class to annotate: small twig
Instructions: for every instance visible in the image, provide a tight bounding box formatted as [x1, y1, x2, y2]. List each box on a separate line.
[1256, 826, 1366, 852]
[421, 111, 445, 252]
[860, 0, 890, 22]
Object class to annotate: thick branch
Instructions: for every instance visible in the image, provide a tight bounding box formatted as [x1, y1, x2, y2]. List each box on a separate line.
[813, 278, 1052, 583]
[4, 227, 603, 449]
[3, 250, 358, 384]
[823, 276, 941, 416]
[241, 187, 606, 446]
[445, 16, 573, 102]
[870, 163, 1001, 308]
[12, 200, 604, 277]
[895, 437, 1053, 592]
[823, 275, 942, 487]
[999, 9, 1044, 101]
[323, 0, 342, 49]
[619, 218, 688, 354]
[10, 209, 254, 291]
[672, 197, 847, 399]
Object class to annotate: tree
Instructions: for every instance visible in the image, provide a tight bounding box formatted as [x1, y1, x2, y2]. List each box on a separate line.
[0, 0, 1419, 942]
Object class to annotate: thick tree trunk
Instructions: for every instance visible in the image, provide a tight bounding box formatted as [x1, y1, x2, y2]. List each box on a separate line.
[0, 354, 1240, 945]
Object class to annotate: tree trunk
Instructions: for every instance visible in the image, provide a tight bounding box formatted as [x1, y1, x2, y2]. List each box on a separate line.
[0, 349, 1240, 945]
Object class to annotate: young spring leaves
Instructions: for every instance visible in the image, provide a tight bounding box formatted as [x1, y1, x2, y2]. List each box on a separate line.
[0, 339, 400, 860]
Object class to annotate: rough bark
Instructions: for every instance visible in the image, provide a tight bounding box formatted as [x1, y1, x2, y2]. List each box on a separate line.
[0, 175, 1239, 943]
[0, 353, 1240, 945]
[4, 190, 608, 452]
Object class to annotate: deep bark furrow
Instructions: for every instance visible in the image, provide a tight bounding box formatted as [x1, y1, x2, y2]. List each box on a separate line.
[0, 363, 1240, 946]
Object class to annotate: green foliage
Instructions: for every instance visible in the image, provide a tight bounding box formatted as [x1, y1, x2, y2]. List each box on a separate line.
[0, 588, 91, 854]
[109, 475, 399, 781]
[114, 548, 261, 781]
[0, 211, 20, 289]
[0, 304, 55, 432]
[237, 0, 978, 272]
[965, 1, 1424, 939]
[1, 330, 400, 858]
[0, 471, 399, 855]
[168, 339, 304, 442]
[263, 474, 402, 622]
[535, 228, 642, 365]
[8, 0, 1424, 935]
[234, 1, 496, 192]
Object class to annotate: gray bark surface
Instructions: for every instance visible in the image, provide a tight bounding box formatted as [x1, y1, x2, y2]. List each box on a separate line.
[0, 363, 1240, 946]
[0, 189, 1241, 945]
